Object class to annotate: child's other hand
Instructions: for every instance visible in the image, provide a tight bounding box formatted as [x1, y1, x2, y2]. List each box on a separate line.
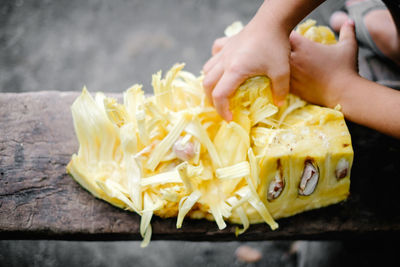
[203, 20, 291, 121]
[289, 19, 358, 108]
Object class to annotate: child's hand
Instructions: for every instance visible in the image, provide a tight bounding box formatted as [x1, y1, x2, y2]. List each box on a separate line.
[203, 19, 291, 121]
[289, 19, 358, 108]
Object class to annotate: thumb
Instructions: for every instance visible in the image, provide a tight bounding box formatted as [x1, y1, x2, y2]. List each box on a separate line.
[289, 31, 305, 50]
[339, 19, 356, 44]
[270, 67, 290, 106]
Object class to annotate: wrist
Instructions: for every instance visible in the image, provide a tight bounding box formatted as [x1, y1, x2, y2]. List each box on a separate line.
[330, 72, 362, 111]
[251, 0, 324, 35]
[249, 1, 295, 35]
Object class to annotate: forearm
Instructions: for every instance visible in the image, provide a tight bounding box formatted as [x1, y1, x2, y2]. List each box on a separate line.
[339, 75, 400, 138]
[250, 0, 325, 34]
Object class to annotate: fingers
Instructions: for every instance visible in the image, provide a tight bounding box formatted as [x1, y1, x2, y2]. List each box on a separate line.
[203, 53, 220, 74]
[288, 75, 301, 97]
[203, 63, 224, 105]
[212, 71, 247, 121]
[269, 67, 290, 106]
[203, 37, 229, 74]
[339, 19, 358, 70]
[289, 31, 304, 50]
[289, 30, 319, 53]
[212, 37, 229, 56]
[339, 19, 356, 44]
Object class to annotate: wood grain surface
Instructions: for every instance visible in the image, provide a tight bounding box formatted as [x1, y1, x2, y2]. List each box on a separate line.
[1, 91, 400, 241]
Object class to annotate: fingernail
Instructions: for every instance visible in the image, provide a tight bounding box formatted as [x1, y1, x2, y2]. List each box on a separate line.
[225, 111, 233, 121]
[347, 18, 355, 26]
[275, 99, 285, 107]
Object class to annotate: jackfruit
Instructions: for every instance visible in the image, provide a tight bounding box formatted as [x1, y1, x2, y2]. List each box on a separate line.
[67, 20, 353, 247]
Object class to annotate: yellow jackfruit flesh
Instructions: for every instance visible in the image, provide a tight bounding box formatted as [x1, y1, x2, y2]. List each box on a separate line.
[67, 20, 352, 246]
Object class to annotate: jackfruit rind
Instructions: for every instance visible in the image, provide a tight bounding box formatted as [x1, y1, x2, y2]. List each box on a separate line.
[67, 20, 352, 246]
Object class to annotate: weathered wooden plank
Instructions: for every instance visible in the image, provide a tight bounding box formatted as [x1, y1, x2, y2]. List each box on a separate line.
[1, 91, 400, 241]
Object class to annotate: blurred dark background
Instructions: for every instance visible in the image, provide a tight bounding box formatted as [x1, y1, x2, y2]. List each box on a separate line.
[1, 0, 398, 266]
[0, 0, 262, 94]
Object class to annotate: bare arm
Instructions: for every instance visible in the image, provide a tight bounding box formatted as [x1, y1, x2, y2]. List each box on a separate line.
[339, 75, 400, 138]
[256, 0, 325, 34]
[290, 19, 400, 139]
